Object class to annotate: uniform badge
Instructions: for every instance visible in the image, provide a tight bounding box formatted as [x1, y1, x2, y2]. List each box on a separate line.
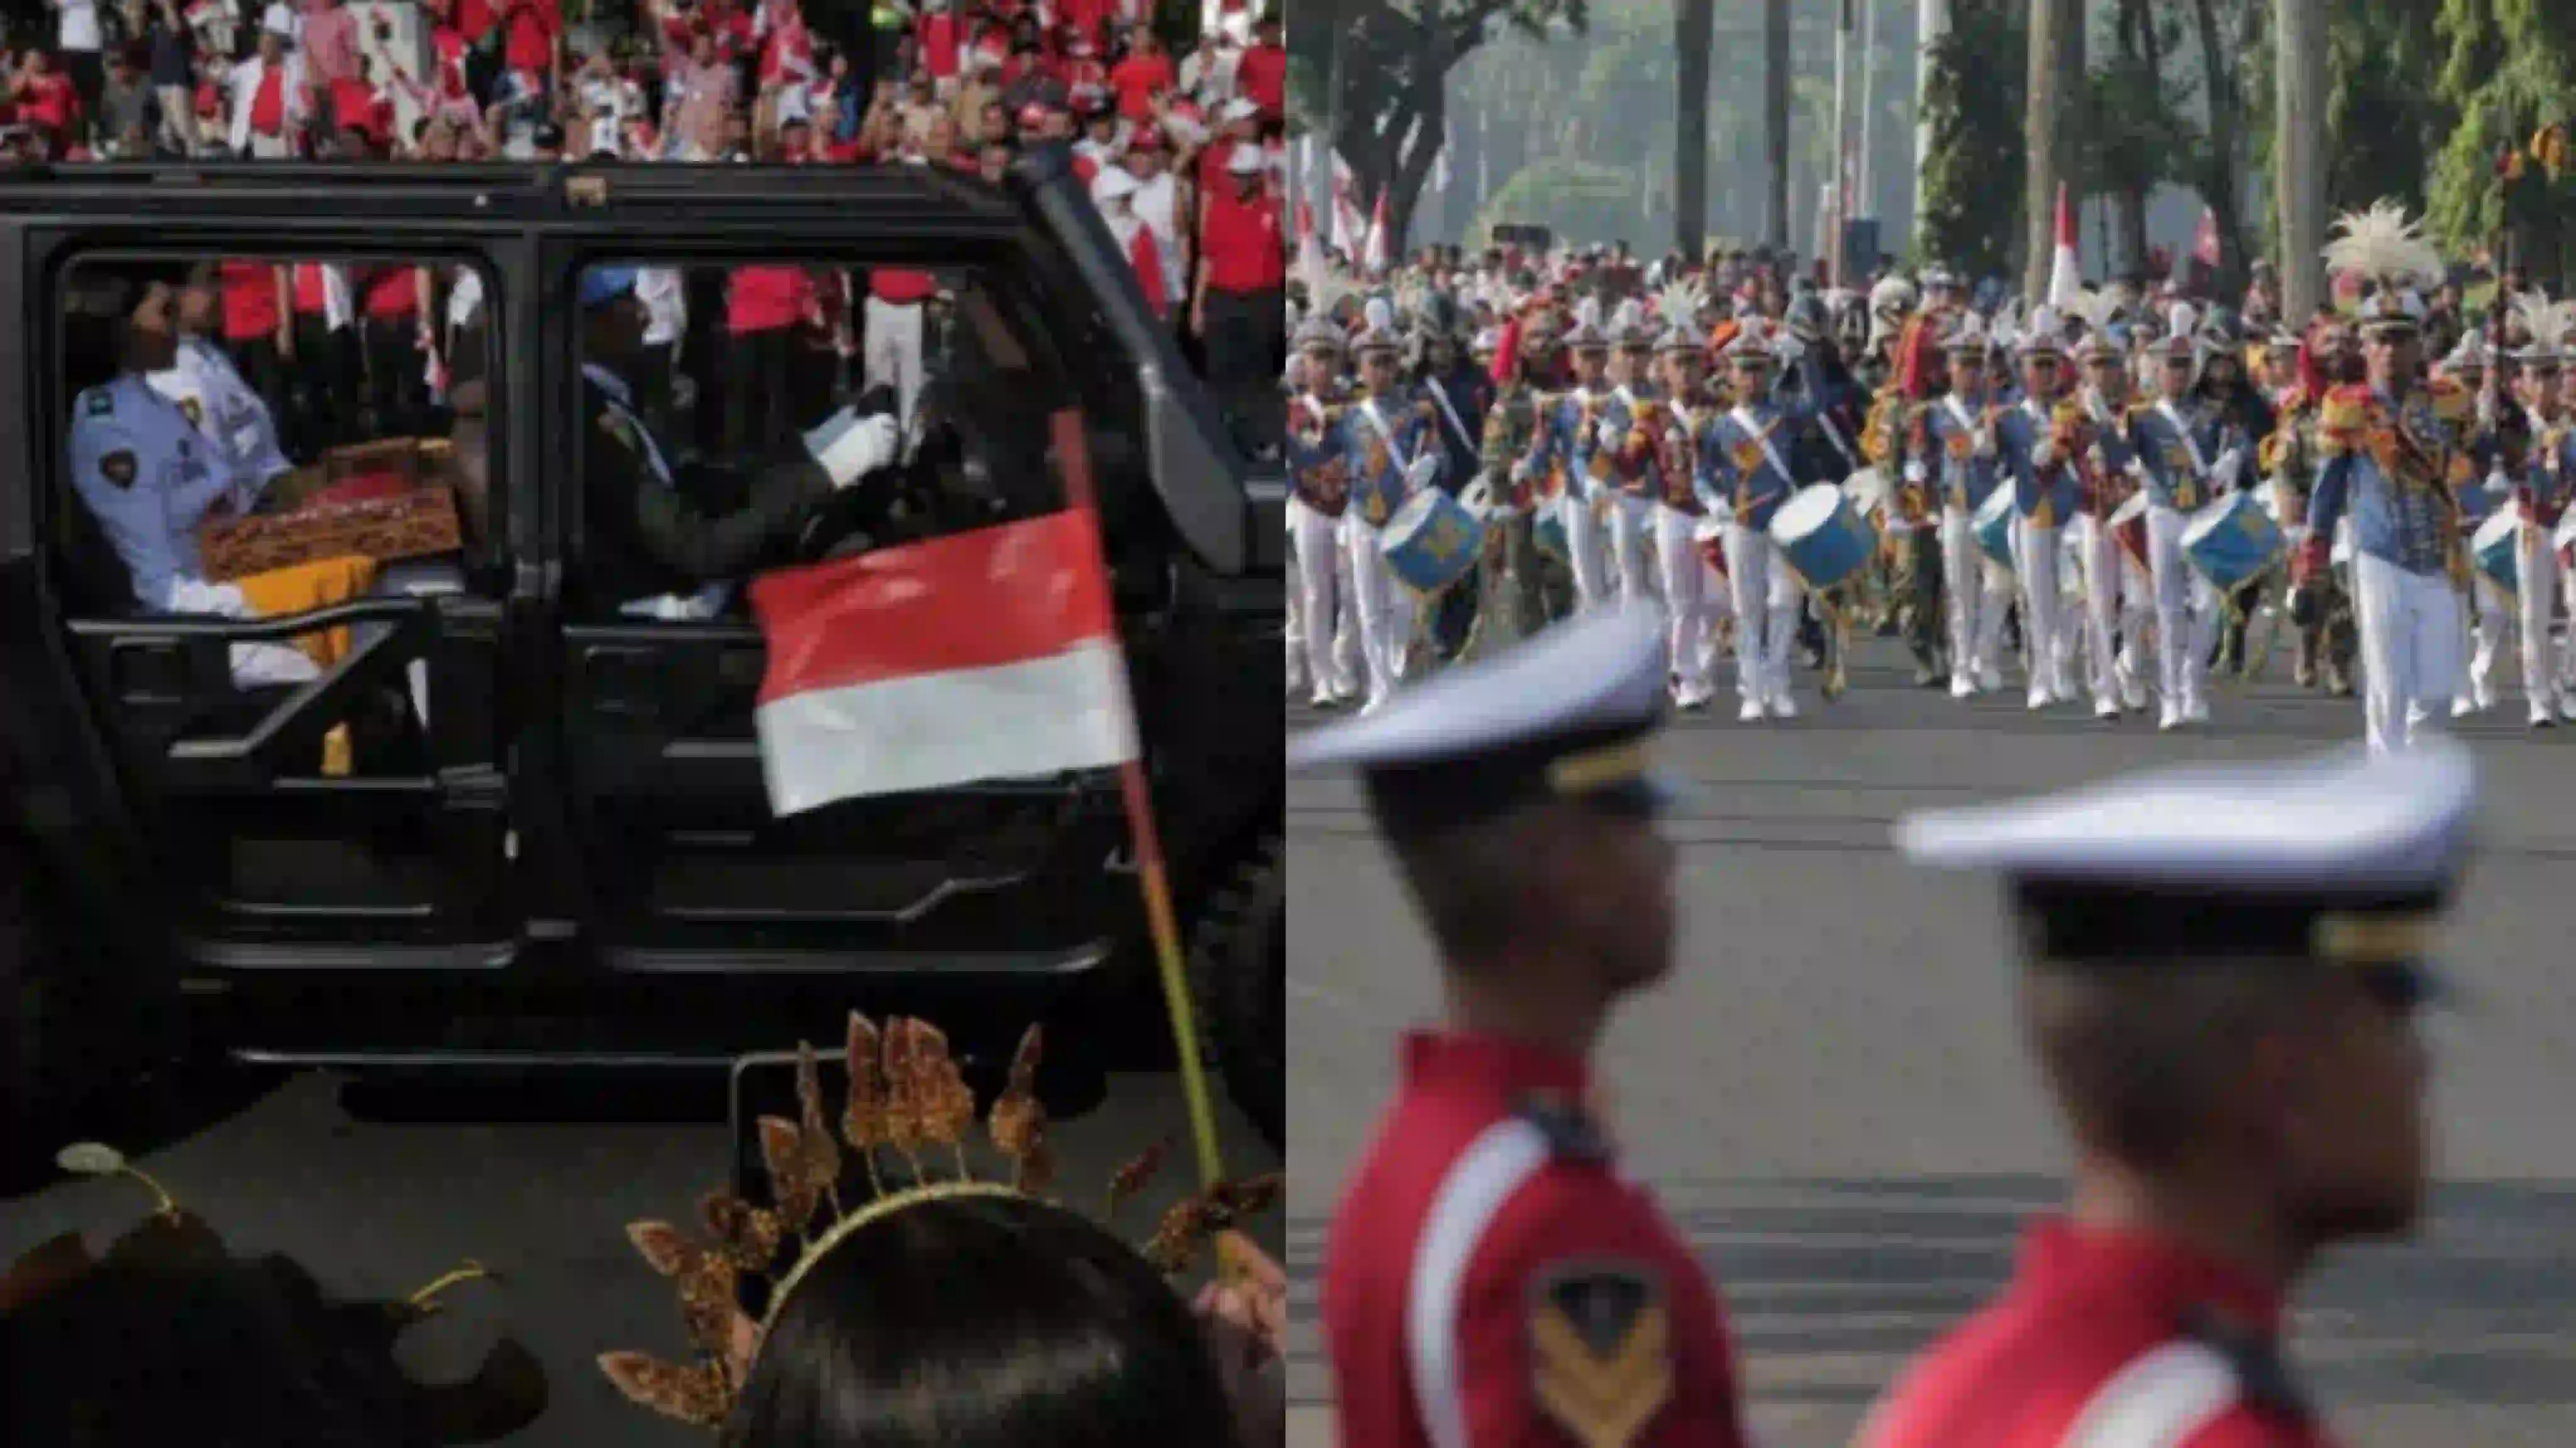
[84, 389, 114, 417]
[97, 450, 138, 489]
[1526, 1260, 1672, 1448]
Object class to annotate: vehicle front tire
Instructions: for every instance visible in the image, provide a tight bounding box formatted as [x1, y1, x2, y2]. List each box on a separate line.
[1192, 835, 1283, 1155]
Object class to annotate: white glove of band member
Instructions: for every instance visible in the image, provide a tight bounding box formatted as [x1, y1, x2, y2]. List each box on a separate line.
[2032, 441, 2062, 469]
[1775, 337, 1806, 367]
[2211, 448, 2245, 492]
[804, 409, 901, 489]
[1596, 420, 1624, 452]
[1902, 460, 1928, 485]
[1404, 455, 1440, 491]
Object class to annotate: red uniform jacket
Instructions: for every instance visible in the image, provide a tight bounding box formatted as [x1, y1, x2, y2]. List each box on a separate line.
[1859, 1220, 2336, 1448]
[1323, 1032, 1750, 1448]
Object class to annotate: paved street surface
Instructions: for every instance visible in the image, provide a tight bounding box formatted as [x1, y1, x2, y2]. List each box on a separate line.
[1289, 634, 2576, 1448]
[1, 1060, 1280, 1447]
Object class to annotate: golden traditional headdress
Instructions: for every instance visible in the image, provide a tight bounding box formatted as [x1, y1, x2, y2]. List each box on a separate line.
[597, 1015, 1282, 1431]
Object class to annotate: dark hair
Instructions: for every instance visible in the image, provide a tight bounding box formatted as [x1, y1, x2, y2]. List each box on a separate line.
[720, 1193, 1237, 1448]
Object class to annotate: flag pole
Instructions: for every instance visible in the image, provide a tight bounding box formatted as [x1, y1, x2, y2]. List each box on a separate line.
[1048, 409, 1230, 1193]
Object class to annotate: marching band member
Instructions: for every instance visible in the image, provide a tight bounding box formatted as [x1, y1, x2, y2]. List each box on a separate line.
[2069, 306, 2153, 715]
[1414, 293, 1497, 664]
[2122, 320, 2252, 730]
[1647, 282, 1719, 709]
[1701, 320, 1807, 721]
[1550, 304, 1621, 615]
[1599, 303, 1662, 608]
[1871, 312, 1950, 689]
[1480, 311, 1560, 641]
[1989, 311, 2082, 712]
[2267, 319, 2363, 696]
[1287, 306, 1360, 708]
[2197, 312, 2281, 680]
[2446, 333, 2519, 718]
[2301, 202, 2488, 755]
[1921, 320, 2014, 699]
[2505, 291, 2576, 727]
[1779, 290, 1883, 681]
[1343, 316, 1446, 715]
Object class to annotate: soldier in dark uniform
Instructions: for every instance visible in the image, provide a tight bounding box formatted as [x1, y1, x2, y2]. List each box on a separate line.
[1864, 740, 2472, 1448]
[1416, 296, 1496, 662]
[577, 267, 897, 618]
[1296, 610, 1752, 1448]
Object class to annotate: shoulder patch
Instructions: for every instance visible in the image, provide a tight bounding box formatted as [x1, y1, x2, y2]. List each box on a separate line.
[96, 450, 139, 489]
[1527, 1259, 1673, 1448]
[1513, 1093, 1613, 1162]
[2179, 1308, 2311, 1425]
[84, 389, 114, 417]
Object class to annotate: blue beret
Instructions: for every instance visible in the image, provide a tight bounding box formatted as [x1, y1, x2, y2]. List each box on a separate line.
[580, 267, 641, 310]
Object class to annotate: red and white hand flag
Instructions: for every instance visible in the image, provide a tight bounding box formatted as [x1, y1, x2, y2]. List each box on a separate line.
[747, 510, 1140, 815]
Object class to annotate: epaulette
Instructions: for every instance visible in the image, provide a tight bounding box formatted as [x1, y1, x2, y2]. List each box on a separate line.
[2179, 1308, 2312, 1425]
[2320, 384, 2375, 433]
[1512, 1093, 1613, 1163]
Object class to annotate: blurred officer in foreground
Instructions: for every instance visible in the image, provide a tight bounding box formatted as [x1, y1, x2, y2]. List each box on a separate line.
[1861, 740, 2475, 1448]
[1291, 608, 1752, 1448]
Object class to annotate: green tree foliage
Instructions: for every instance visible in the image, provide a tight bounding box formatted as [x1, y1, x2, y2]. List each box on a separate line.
[2425, 0, 2576, 283]
[1296, 0, 1590, 259]
[1913, 0, 2026, 278]
[2245, 0, 2449, 267]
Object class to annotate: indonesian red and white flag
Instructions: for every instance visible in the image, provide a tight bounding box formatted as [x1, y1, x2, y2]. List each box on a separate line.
[747, 511, 1140, 815]
[2046, 182, 2082, 309]
[1363, 187, 1391, 274]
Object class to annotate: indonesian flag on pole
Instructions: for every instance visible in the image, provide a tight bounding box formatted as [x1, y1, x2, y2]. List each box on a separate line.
[1363, 187, 1392, 274]
[746, 511, 1140, 815]
[2193, 206, 2221, 265]
[1297, 198, 1326, 282]
[2047, 182, 2083, 309]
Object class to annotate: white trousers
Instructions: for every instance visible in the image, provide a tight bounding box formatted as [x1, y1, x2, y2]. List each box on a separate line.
[2012, 518, 2069, 698]
[1338, 513, 1414, 705]
[2145, 504, 2216, 710]
[1939, 503, 2012, 681]
[1723, 523, 1801, 703]
[2352, 552, 2466, 756]
[1651, 504, 1712, 698]
[1563, 489, 1616, 611]
[863, 296, 926, 432]
[1607, 492, 1658, 606]
[2466, 575, 2508, 706]
[1289, 499, 1358, 699]
[2463, 530, 2565, 714]
[2067, 514, 2143, 709]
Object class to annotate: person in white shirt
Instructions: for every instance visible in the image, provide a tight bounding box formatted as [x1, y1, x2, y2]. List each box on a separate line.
[51, 0, 104, 135]
[227, 25, 309, 157]
[1123, 140, 1190, 330]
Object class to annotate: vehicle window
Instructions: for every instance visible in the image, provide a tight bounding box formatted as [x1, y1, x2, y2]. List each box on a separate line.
[53, 253, 500, 629]
[569, 257, 1080, 621]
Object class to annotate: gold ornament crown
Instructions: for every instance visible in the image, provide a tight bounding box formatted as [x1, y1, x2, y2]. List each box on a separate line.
[597, 1014, 1282, 1430]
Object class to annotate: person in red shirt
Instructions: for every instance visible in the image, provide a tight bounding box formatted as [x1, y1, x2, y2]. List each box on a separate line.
[1194, 142, 1285, 457]
[216, 258, 296, 450]
[11, 51, 82, 150]
[724, 261, 817, 455]
[1298, 610, 1755, 1448]
[286, 260, 357, 452]
[1105, 23, 1169, 124]
[360, 262, 432, 435]
[1236, 10, 1284, 118]
[501, 0, 558, 89]
[1863, 746, 2467, 1448]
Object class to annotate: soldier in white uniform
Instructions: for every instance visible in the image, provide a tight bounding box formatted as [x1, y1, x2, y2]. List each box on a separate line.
[1340, 318, 1444, 714]
[1285, 309, 1360, 707]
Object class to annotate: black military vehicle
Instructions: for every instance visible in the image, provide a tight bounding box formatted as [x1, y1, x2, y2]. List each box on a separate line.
[0, 149, 1285, 1150]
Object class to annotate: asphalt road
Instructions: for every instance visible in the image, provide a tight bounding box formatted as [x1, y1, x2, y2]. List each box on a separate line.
[1287, 633, 2576, 1448]
[1, 1057, 1282, 1447]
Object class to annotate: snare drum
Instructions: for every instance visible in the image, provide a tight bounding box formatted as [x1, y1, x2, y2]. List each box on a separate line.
[2179, 491, 2285, 592]
[2109, 491, 2151, 574]
[2472, 504, 2523, 592]
[1972, 486, 2016, 570]
[1768, 484, 1878, 592]
[1381, 489, 1487, 595]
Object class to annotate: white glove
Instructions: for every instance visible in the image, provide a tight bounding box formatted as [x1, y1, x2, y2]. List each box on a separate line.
[1596, 420, 1624, 452]
[805, 408, 901, 489]
[1775, 336, 1806, 367]
[1509, 456, 1537, 485]
[1902, 460, 1928, 485]
[2032, 441, 2062, 470]
[2486, 467, 2512, 499]
[2211, 448, 2244, 492]
[1404, 455, 1440, 491]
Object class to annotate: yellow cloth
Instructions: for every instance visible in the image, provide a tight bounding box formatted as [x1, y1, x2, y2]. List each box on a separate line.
[233, 555, 380, 779]
[233, 555, 380, 668]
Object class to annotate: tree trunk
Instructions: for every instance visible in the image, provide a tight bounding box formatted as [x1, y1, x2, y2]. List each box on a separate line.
[1765, 0, 1790, 250]
[1677, 0, 1716, 260]
[2023, 0, 2083, 301]
[1913, 0, 1948, 247]
[2274, 0, 2325, 321]
[2190, 0, 2250, 301]
[2112, 0, 2154, 277]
